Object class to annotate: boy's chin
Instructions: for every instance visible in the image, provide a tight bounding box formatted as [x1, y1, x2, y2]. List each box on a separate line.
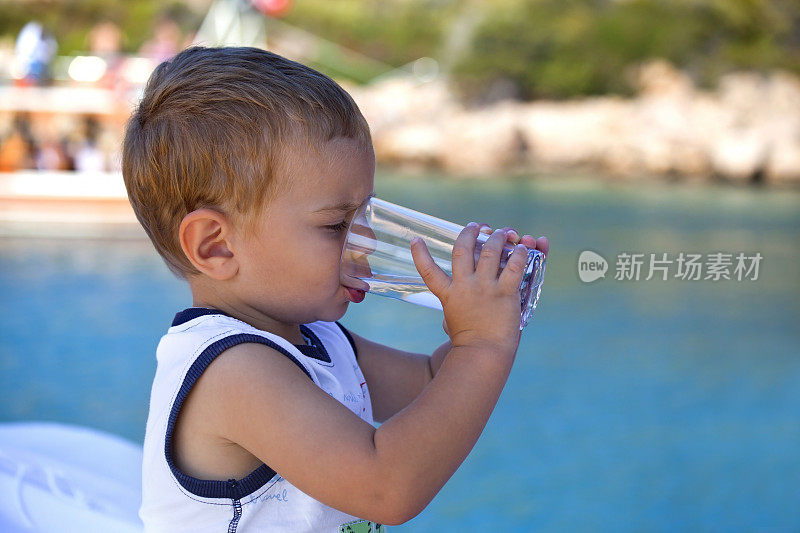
[313, 301, 350, 323]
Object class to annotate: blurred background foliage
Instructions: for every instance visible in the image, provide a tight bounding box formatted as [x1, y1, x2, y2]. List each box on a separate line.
[451, 0, 800, 101]
[1, 0, 798, 101]
[282, 0, 452, 70]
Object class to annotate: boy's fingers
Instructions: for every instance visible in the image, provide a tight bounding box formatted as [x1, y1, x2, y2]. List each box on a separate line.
[500, 227, 520, 244]
[499, 243, 529, 293]
[410, 237, 451, 297]
[475, 228, 507, 279]
[451, 222, 480, 280]
[482, 225, 519, 244]
[536, 236, 549, 257]
[519, 234, 537, 248]
[517, 234, 548, 257]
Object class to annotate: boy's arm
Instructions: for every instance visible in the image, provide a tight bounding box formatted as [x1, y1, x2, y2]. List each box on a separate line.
[205, 331, 513, 526]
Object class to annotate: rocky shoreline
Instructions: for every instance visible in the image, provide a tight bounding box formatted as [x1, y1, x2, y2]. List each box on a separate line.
[349, 61, 800, 186]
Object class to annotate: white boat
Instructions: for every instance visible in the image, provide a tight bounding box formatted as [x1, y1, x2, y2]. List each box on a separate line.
[0, 171, 144, 239]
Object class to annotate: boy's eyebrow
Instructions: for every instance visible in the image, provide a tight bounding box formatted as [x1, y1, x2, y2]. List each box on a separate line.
[314, 192, 376, 213]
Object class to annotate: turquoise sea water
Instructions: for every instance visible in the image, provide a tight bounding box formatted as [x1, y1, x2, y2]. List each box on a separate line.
[1, 172, 799, 531]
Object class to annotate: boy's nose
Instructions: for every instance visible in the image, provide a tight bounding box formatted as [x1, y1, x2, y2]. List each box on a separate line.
[346, 216, 378, 256]
[341, 217, 376, 286]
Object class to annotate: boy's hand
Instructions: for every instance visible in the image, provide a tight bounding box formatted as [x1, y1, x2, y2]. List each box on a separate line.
[438, 223, 548, 337]
[439, 224, 549, 338]
[411, 222, 531, 355]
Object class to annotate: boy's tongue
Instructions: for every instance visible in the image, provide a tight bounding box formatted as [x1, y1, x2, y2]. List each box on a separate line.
[346, 287, 366, 303]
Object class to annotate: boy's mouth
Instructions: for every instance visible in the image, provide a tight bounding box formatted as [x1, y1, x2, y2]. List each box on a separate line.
[344, 286, 366, 303]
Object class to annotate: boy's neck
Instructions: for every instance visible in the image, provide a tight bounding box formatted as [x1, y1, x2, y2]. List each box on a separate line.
[190, 283, 306, 345]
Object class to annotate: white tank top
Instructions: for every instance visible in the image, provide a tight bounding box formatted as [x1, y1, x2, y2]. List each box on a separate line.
[139, 308, 385, 533]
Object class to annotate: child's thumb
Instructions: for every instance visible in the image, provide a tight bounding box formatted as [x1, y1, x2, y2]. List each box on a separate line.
[410, 237, 450, 298]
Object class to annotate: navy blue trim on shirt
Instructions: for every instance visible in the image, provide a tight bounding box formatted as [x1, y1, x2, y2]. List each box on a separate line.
[164, 333, 314, 500]
[172, 307, 231, 327]
[171, 308, 335, 362]
[297, 324, 332, 363]
[335, 321, 359, 361]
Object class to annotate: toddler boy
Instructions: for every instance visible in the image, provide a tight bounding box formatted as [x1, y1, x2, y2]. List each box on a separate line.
[123, 46, 548, 532]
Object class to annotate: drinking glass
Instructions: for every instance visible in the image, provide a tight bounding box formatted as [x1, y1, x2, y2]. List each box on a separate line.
[340, 196, 546, 329]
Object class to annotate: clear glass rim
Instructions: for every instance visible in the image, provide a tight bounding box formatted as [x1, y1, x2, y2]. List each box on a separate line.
[339, 194, 376, 269]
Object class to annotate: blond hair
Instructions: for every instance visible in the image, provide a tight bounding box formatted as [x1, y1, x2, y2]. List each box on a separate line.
[122, 46, 371, 278]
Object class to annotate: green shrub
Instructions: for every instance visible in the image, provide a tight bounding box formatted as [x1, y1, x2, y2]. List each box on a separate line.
[452, 0, 800, 101]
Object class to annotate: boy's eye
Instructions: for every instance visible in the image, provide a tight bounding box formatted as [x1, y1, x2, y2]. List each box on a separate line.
[325, 220, 350, 233]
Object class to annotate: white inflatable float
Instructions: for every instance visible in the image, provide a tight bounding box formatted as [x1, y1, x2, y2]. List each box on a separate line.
[0, 422, 143, 532]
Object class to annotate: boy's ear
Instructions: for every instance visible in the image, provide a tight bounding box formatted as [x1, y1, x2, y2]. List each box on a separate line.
[179, 209, 239, 280]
